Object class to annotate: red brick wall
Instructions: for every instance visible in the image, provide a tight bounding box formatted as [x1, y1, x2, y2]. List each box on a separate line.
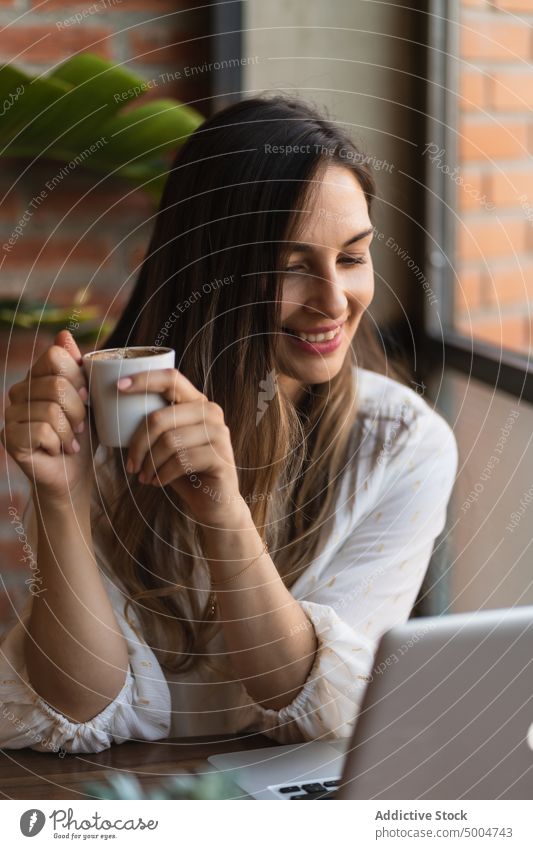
[455, 0, 533, 351]
[0, 1, 211, 634]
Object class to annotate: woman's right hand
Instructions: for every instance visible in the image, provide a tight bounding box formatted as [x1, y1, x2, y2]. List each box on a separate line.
[1, 329, 97, 506]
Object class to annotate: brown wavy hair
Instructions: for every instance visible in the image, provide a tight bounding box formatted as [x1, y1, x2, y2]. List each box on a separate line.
[91, 94, 408, 675]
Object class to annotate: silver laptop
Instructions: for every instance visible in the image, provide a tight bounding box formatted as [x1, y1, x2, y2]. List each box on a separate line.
[208, 605, 533, 799]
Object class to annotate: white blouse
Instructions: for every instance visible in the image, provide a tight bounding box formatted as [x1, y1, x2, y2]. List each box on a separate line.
[0, 367, 458, 754]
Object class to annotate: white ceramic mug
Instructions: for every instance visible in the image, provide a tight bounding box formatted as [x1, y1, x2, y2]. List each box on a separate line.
[82, 346, 175, 448]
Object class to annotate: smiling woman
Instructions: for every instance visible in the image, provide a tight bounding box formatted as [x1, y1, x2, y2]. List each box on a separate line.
[0, 94, 458, 752]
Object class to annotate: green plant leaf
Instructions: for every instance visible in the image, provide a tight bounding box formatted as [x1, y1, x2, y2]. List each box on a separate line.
[2, 54, 149, 154]
[92, 98, 203, 167]
[44, 54, 152, 153]
[0, 65, 68, 151]
[0, 52, 204, 200]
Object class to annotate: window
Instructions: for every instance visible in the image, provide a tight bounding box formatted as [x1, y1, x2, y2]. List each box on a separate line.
[425, 0, 533, 400]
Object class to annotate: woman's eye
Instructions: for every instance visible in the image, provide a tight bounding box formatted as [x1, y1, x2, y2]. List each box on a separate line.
[284, 256, 366, 272]
[339, 255, 366, 265]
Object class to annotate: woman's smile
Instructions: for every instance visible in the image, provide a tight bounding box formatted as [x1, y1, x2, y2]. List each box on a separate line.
[280, 322, 345, 354]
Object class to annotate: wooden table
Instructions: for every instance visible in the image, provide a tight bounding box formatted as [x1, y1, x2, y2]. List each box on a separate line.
[0, 733, 279, 800]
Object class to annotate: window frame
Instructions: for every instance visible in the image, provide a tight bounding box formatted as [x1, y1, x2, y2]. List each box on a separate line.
[210, 0, 244, 112]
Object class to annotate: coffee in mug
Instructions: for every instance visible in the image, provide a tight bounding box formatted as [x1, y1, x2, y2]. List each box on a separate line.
[82, 346, 175, 448]
[88, 346, 162, 361]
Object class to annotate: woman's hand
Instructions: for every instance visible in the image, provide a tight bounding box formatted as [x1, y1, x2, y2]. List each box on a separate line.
[1, 330, 97, 507]
[120, 367, 247, 528]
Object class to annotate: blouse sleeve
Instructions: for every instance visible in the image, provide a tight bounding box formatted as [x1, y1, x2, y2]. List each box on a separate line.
[0, 499, 171, 755]
[245, 401, 459, 744]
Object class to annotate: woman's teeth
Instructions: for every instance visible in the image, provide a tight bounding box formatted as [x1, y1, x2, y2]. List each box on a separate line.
[285, 326, 342, 343]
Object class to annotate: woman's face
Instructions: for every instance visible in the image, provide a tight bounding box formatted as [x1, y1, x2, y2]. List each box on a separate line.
[276, 164, 375, 402]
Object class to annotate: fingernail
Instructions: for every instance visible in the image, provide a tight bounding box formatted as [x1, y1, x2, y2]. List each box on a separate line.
[117, 377, 132, 389]
[71, 439, 80, 453]
[126, 457, 134, 474]
[79, 386, 89, 402]
[74, 421, 84, 434]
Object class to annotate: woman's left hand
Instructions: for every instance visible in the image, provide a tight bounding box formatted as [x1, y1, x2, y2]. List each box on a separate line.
[119, 368, 247, 527]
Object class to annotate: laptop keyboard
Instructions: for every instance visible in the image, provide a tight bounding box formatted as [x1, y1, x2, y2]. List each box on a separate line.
[274, 778, 341, 799]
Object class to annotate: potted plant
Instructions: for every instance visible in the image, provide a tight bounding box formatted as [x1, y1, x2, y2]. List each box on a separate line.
[0, 53, 205, 342]
[0, 52, 205, 201]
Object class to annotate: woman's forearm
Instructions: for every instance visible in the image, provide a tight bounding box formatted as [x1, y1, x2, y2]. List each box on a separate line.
[199, 501, 318, 711]
[24, 492, 129, 723]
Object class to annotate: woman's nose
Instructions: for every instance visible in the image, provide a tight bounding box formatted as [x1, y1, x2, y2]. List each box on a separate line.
[304, 266, 349, 316]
